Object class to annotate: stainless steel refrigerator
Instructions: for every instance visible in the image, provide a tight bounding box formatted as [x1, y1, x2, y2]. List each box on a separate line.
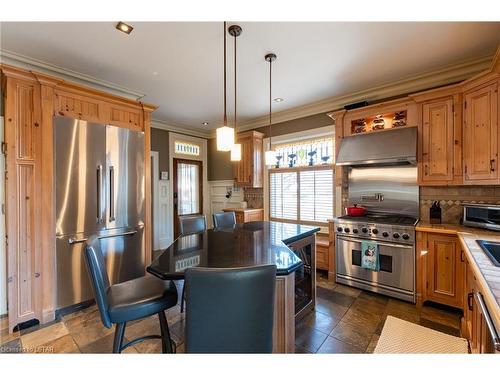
[55, 117, 145, 310]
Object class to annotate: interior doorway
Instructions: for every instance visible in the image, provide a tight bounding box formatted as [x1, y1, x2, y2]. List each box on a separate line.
[173, 158, 203, 238]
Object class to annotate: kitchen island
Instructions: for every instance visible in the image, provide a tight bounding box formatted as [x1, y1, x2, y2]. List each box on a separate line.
[147, 221, 320, 353]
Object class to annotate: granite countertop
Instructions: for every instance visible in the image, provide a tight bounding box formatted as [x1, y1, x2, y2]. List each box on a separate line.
[147, 221, 320, 279]
[222, 207, 264, 212]
[418, 221, 500, 333]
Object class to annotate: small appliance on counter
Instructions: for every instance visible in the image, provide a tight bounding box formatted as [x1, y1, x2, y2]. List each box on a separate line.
[463, 203, 500, 232]
[429, 201, 442, 224]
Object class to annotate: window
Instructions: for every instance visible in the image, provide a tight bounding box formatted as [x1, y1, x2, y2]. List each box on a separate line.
[269, 166, 334, 225]
[274, 137, 334, 168]
[175, 141, 200, 156]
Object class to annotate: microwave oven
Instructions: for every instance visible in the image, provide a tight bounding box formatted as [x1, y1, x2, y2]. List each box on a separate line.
[463, 203, 500, 232]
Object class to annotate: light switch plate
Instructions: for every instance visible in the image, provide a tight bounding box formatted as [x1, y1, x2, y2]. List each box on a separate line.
[161, 171, 169, 180]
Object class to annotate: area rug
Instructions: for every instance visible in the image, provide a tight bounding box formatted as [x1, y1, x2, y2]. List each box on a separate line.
[374, 315, 468, 354]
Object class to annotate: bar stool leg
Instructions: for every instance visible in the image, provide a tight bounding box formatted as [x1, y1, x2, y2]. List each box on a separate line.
[180, 284, 186, 313]
[113, 322, 126, 353]
[158, 311, 174, 353]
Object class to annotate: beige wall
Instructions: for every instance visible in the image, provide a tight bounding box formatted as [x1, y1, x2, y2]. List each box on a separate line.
[150, 127, 169, 177]
[208, 137, 234, 181]
[207, 112, 333, 180]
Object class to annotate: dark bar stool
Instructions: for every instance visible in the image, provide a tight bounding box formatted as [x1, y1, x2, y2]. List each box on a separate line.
[179, 214, 207, 235]
[84, 235, 178, 353]
[178, 214, 207, 313]
[212, 211, 236, 229]
[184, 265, 276, 353]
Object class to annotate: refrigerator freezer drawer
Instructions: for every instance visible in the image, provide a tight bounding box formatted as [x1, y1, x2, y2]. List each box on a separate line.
[56, 227, 145, 310]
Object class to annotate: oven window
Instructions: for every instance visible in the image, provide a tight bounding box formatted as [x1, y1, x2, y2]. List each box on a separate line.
[352, 249, 393, 273]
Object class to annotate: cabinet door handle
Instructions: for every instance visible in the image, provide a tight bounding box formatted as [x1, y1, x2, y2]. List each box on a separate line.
[460, 250, 465, 262]
[424, 164, 429, 176]
[467, 292, 473, 311]
[491, 159, 496, 172]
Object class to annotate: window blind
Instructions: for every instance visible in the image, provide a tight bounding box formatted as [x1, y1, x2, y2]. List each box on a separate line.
[299, 169, 333, 223]
[269, 167, 334, 225]
[270, 172, 297, 221]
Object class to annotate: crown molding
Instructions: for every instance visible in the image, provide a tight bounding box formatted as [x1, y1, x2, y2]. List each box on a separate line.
[226, 53, 494, 135]
[0, 49, 145, 100]
[151, 119, 211, 138]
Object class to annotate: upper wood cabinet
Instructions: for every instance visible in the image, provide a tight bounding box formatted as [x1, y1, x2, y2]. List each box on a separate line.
[463, 81, 498, 183]
[420, 98, 455, 183]
[418, 232, 464, 309]
[233, 131, 264, 188]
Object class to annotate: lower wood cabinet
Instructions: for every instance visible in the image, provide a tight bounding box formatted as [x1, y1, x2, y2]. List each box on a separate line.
[223, 208, 263, 223]
[463, 257, 498, 354]
[417, 232, 464, 309]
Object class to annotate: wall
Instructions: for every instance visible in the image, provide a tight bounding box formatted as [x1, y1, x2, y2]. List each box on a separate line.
[420, 186, 500, 224]
[207, 137, 234, 181]
[150, 127, 169, 178]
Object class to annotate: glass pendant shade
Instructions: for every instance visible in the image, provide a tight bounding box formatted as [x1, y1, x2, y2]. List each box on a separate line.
[230, 143, 242, 161]
[216, 126, 235, 151]
[265, 150, 276, 166]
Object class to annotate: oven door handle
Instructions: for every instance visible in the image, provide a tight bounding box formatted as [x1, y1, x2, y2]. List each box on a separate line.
[337, 236, 413, 249]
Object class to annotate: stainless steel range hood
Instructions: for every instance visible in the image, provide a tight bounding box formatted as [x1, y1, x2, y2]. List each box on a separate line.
[336, 127, 417, 166]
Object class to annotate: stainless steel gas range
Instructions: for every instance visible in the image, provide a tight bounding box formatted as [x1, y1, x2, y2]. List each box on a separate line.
[334, 127, 419, 303]
[335, 213, 418, 302]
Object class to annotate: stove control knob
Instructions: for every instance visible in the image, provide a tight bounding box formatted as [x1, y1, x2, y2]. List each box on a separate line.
[382, 232, 389, 237]
[352, 228, 358, 234]
[402, 233, 410, 240]
[372, 229, 379, 235]
[361, 227, 368, 233]
[393, 232, 400, 239]
[337, 227, 343, 233]
[344, 228, 350, 233]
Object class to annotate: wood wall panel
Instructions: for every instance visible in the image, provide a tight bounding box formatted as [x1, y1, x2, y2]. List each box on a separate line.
[55, 91, 101, 122]
[272, 273, 295, 353]
[16, 84, 36, 160]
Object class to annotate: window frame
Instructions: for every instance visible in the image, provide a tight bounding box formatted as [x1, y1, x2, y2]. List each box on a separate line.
[268, 164, 334, 226]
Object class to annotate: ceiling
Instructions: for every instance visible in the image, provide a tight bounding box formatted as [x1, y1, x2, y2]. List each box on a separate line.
[1, 22, 499, 131]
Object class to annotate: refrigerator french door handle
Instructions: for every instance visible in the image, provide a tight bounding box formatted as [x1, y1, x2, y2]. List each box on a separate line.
[97, 165, 103, 223]
[109, 165, 115, 222]
[68, 230, 138, 245]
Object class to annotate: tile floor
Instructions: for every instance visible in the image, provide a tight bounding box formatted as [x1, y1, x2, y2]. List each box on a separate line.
[0, 272, 463, 354]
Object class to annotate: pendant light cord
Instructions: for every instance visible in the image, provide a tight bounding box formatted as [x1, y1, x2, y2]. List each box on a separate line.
[234, 28, 237, 132]
[223, 21, 227, 127]
[269, 57, 272, 149]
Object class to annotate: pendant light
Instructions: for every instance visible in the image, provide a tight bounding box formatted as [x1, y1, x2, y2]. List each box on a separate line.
[265, 53, 277, 166]
[229, 24, 242, 161]
[216, 21, 235, 152]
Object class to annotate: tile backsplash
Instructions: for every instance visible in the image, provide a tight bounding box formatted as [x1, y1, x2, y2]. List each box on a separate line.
[244, 187, 263, 209]
[420, 186, 500, 224]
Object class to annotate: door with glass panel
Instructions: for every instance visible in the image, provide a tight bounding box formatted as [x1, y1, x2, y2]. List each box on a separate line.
[173, 158, 203, 238]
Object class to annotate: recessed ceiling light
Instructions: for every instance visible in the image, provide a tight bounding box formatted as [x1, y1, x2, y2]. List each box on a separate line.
[273, 98, 284, 103]
[116, 22, 133, 35]
[202, 122, 209, 126]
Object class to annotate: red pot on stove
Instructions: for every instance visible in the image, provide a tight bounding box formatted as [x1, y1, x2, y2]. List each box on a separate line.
[345, 204, 366, 216]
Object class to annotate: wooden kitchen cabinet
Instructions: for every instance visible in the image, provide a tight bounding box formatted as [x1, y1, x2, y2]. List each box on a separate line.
[233, 131, 264, 188]
[223, 208, 264, 223]
[463, 81, 498, 183]
[420, 98, 455, 183]
[421, 233, 464, 309]
[1, 64, 157, 333]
